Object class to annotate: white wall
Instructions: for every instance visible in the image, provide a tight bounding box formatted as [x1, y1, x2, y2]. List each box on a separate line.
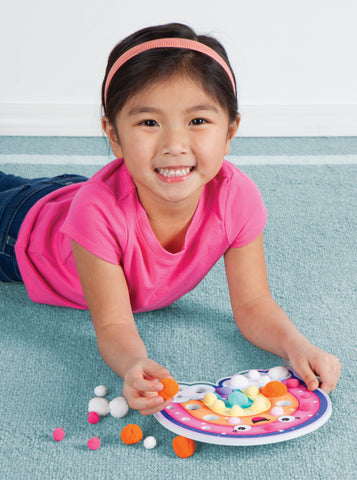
[0, 0, 356, 136]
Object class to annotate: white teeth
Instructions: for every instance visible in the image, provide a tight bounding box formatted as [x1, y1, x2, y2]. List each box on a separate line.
[157, 167, 192, 178]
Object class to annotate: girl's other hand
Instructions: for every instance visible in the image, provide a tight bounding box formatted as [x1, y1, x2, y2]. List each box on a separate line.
[288, 344, 341, 394]
[123, 358, 174, 415]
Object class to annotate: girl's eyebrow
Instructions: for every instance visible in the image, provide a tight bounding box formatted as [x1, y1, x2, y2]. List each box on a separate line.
[128, 106, 160, 116]
[186, 104, 219, 114]
[128, 104, 219, 116]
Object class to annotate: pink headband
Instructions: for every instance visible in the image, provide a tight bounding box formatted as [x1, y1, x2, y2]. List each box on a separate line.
[104, 38, 236, 105]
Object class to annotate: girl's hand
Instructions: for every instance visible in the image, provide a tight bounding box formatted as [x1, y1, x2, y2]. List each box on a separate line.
[288, 343, 341, 394]
[122, 358, 174, 415]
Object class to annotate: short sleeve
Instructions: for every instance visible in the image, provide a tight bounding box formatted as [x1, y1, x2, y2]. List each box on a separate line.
[226, 169, 268, 248]
[60, 182, 125, 265]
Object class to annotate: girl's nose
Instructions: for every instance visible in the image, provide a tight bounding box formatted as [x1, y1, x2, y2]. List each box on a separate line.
[160, 127, 188, 157]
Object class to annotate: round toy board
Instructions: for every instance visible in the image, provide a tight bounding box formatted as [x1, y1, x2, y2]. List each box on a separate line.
[154, 367, 331, 445]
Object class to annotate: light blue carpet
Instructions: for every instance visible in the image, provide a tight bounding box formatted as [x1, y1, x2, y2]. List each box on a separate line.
[0, 137, 356, 480]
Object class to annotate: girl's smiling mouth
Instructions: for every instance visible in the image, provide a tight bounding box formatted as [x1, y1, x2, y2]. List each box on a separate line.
[155, 166, 195, 182]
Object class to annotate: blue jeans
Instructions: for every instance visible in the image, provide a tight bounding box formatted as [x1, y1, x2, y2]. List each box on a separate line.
[0, 172, 87, 282]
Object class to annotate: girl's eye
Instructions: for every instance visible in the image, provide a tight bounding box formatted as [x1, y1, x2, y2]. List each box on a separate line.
[139, 119, 158, 127]
[190, 118, 208, 126]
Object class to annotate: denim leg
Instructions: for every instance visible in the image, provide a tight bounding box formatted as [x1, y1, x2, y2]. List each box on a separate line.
[0, 172, 87, 282]
[0, 172, 48, 191]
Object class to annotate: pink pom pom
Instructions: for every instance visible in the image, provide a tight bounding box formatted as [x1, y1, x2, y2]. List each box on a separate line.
[53, 427, 65, 442]
[88, 411, 100, 424]
[287, 378, 300, 388]
[87, 436, 101, 450]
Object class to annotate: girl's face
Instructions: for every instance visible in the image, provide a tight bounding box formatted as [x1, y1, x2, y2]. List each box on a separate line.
[102, 75, 239, 214]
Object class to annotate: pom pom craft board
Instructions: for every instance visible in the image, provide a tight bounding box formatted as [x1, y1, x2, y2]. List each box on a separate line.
[154, 368, 332, 446]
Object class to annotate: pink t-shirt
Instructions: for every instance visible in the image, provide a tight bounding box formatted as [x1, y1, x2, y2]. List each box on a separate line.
[15, 159, 267, 312]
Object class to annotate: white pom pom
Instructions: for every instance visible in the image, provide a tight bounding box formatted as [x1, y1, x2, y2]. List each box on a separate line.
[109, 396, 129, 418]
[88, 397, 110, 416]
[248, 370, 261, 381]
[260, 375, 271, 386]
[143, 436, 157, 449]
[94, 385, 107, 397]
[230, 374, 249, 389]
[268, 366, 290, 381]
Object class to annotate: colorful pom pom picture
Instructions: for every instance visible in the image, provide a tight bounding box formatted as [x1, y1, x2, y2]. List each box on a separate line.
[154, 367, 332, 446]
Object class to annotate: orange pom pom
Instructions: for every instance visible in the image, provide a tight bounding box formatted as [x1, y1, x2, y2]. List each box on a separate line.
[172, 435, 196, 458]
[262, 381, 288, 397]
[120, 424, 143, 445]
[158, 378, 179, 400]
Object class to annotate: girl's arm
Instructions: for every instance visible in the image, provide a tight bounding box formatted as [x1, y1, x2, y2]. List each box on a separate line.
[224, 232, 341, 393]
[71, 240, 172, 415]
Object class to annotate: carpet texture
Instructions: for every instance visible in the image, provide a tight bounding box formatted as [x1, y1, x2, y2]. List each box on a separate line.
[0, 158, 356, 480]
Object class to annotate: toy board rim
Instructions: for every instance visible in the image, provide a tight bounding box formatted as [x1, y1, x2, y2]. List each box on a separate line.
[154, 371, 332, 446]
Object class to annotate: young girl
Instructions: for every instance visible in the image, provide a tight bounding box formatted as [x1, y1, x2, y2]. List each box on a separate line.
[1, 23, 340, 415]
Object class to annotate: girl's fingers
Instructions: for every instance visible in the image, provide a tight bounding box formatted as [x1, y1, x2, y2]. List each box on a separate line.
[123, 383, 173, 415]
[129, 376, 163, 394]
[314, 358, 341, 394]
[126, 389, 167, 413]
[290, 350, 341, 394]
[126, 360, 170, 394]
[123, 359, 175, 414]
[133, 394, 164, 411]
[319, 378, 335, 394]
[142, 359, 171, 381]
[291, 359, 319, 391]
[138, 398, 173, 416]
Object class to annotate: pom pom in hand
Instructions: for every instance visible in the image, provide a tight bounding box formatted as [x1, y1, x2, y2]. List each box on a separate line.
[158, 378, 179, 400]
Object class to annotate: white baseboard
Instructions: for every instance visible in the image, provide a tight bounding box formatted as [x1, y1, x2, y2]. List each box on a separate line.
[238, 104, 357, 137]
[0, 103, 356, 137]
[0, 104, 103, 137]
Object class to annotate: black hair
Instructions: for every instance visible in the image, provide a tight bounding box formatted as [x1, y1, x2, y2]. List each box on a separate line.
[101, 23, 238, 125]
